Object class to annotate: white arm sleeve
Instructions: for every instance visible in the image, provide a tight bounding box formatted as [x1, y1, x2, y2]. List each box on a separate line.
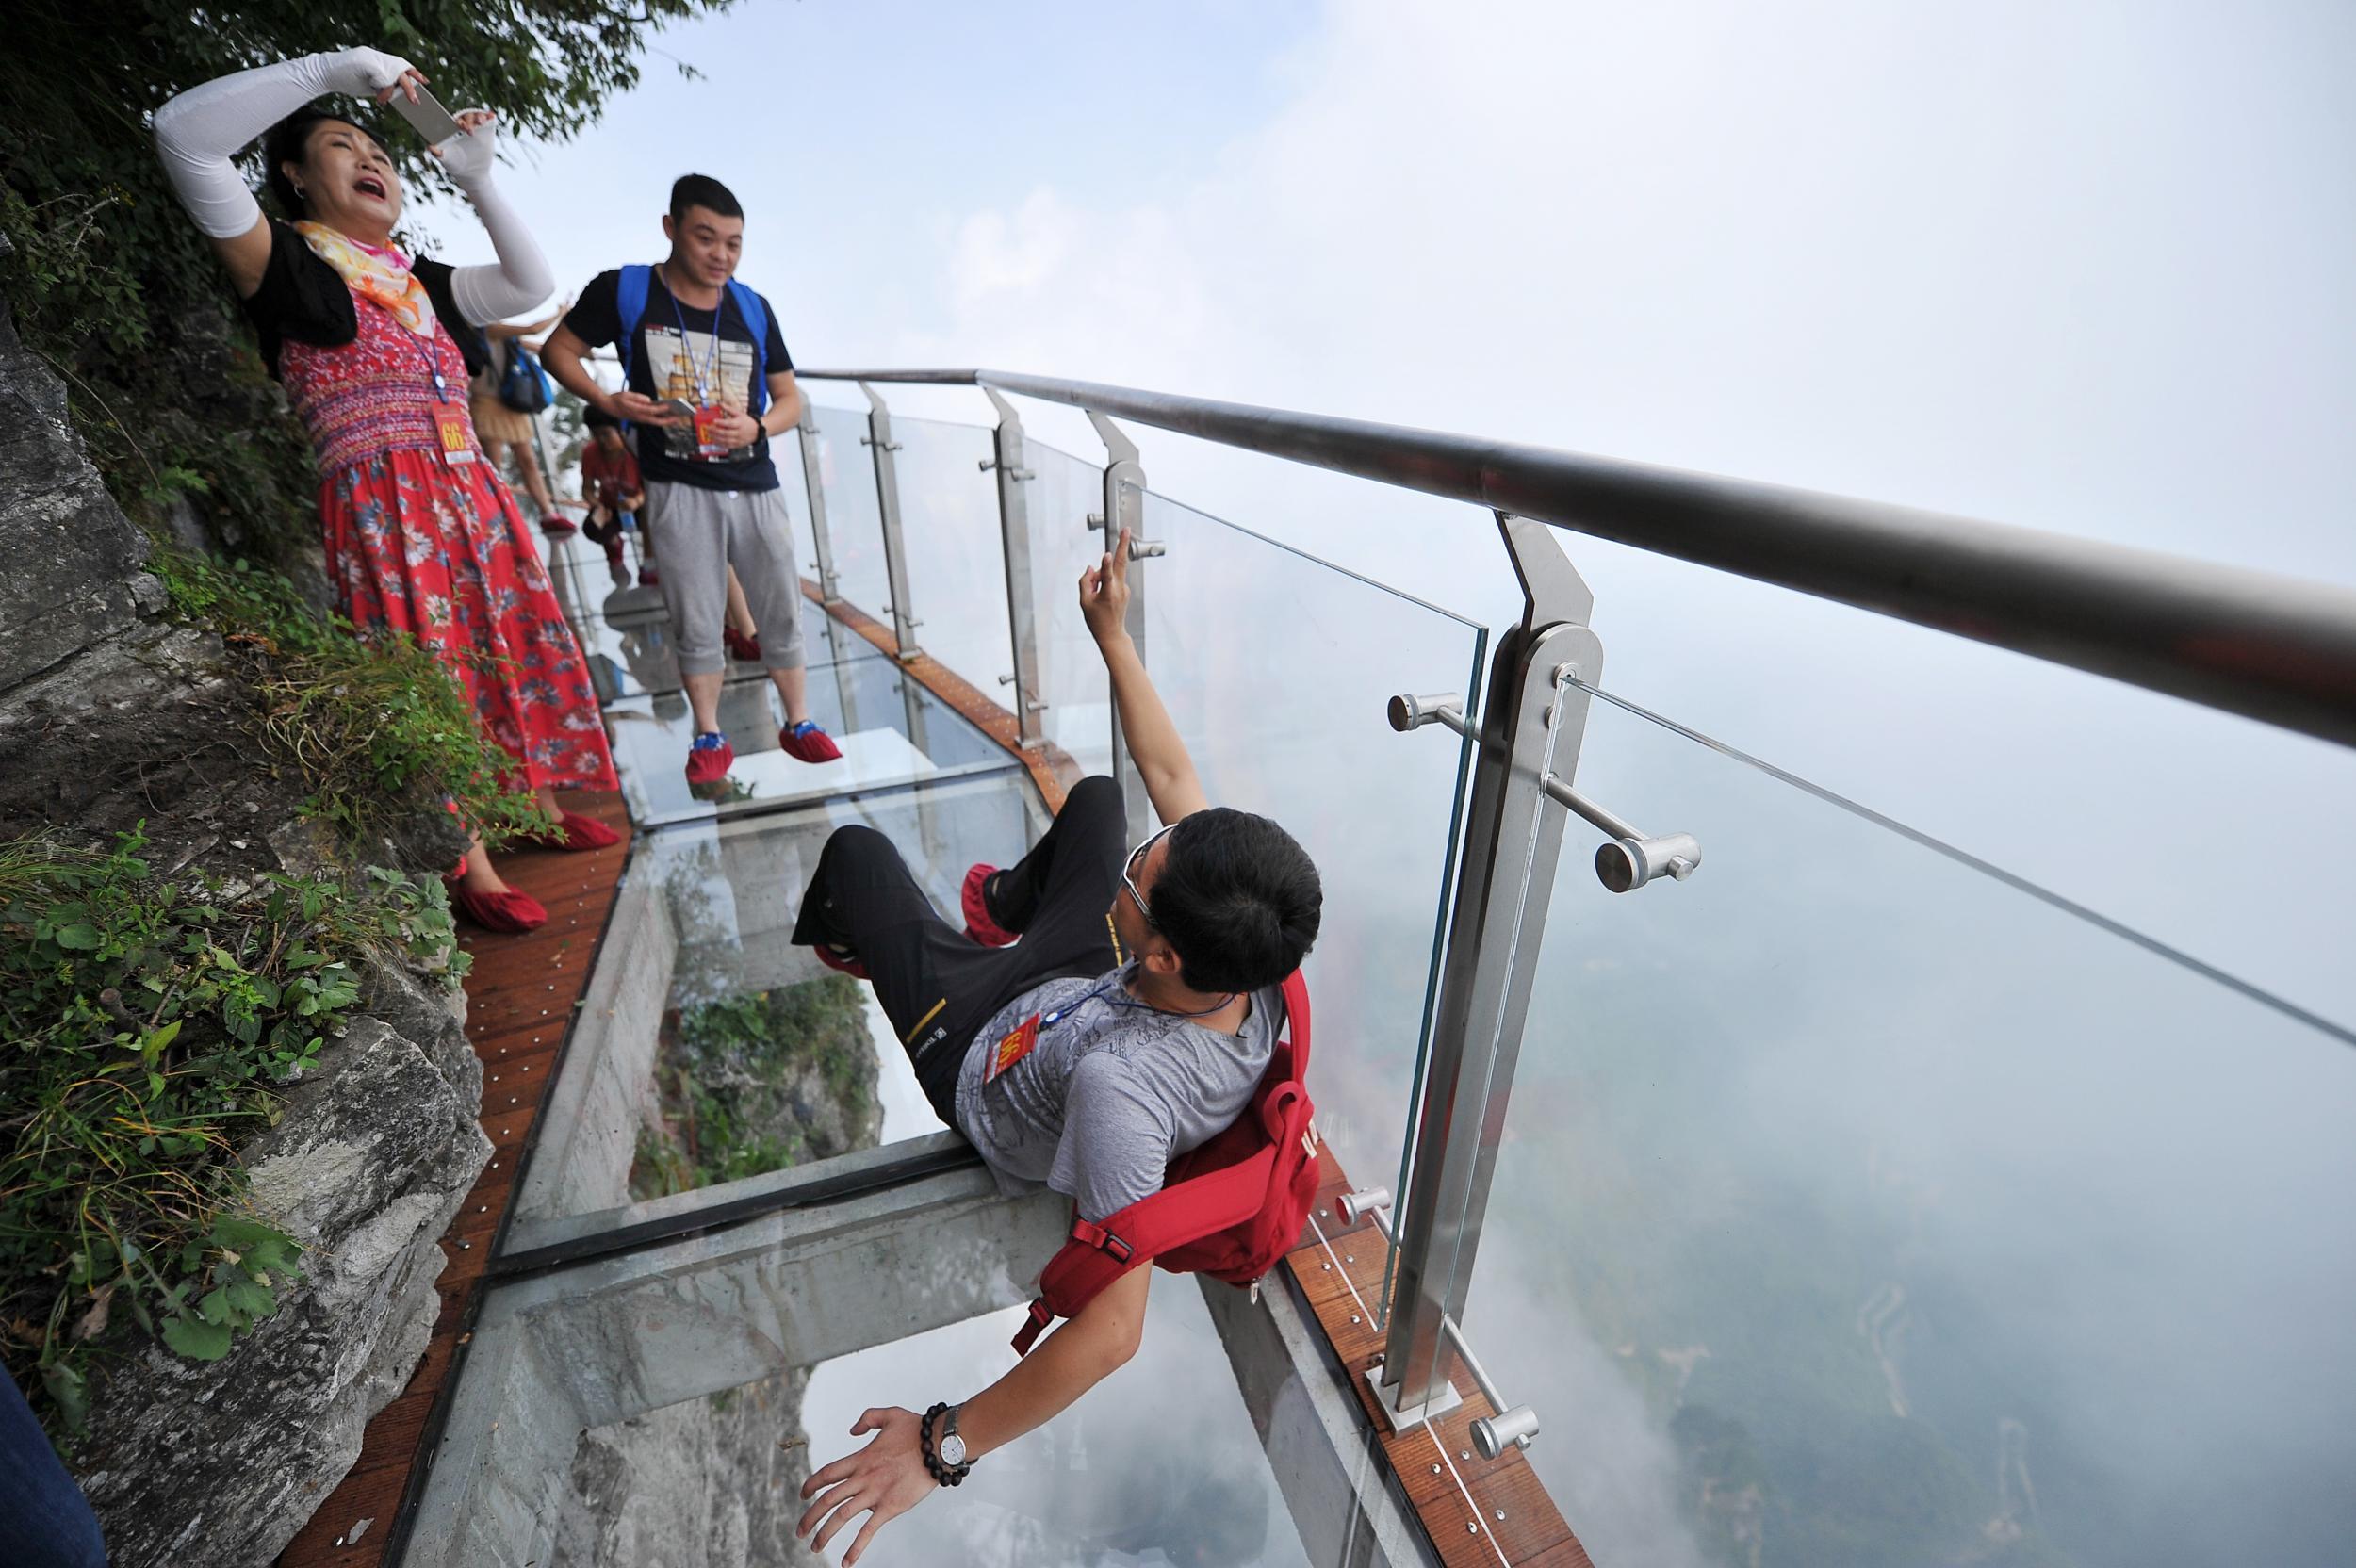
[151, 48, 415, 239]
[436, 117, 553, 325]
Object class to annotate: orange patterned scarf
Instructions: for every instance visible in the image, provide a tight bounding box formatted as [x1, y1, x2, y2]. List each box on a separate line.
[294, 221, 434, 337]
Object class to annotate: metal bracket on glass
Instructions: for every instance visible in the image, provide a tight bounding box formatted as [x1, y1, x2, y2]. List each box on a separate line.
[1388, 689, 1701, 892]
[1441, 1315, 1542, 1458]
[795, 405, 842, 606]
[858, 381, 922, 662]
[1086, 409, 1155, 844]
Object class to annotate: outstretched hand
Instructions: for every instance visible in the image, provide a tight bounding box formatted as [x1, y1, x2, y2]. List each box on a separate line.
[1080, 527, 1134, 645]
[797, 1405, 937, 1565]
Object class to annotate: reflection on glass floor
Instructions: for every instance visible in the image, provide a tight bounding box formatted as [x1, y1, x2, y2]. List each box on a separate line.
[601, 651, 1022, 830]
[542, 531, 892, 706]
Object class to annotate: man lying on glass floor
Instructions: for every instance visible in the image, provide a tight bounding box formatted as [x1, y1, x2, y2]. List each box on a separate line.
[791, 528, 1326, 1563]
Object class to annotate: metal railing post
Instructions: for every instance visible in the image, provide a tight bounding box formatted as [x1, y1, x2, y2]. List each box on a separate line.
[980, 387, 1045, 748]
[1374, 513, 1604, 1427]
[1086, 410, 1155, 843]
[859, 381, 922, 662]
[795, 407, 843, 607]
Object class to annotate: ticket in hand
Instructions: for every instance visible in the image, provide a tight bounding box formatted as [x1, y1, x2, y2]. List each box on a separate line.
[692, 402, 732, 458]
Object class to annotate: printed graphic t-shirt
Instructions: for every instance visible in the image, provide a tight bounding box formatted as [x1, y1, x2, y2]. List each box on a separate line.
[562, 267, 794, 493]
[953, 967, 1283, 1223]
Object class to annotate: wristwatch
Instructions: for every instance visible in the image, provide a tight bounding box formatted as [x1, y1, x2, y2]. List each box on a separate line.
[938, 1404, 968, 1468]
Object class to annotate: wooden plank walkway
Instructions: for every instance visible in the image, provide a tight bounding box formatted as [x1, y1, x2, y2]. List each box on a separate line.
[1288, 1146, 1594, 1568]
[276, 790, 631, 1568]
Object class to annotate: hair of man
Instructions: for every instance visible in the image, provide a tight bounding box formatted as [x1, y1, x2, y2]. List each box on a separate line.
[1144, 808, 1323, 995]
[668, 172, 743, 225]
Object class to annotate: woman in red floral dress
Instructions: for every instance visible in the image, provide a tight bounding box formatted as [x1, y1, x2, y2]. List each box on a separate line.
[155, 44, 616, 934]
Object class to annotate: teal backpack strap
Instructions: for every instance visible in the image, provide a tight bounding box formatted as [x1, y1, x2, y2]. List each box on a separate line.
[726, 280, 770, 415]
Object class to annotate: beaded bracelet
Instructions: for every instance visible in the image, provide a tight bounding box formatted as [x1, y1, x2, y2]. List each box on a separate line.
[919, 1401, 970, 1487]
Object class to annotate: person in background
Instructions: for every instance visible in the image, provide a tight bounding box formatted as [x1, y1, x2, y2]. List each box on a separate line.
[153, 45, 620, 935]
[542, 173, 840, 784]
[579, 403, 643, 581]
[470, 306, 565, 531]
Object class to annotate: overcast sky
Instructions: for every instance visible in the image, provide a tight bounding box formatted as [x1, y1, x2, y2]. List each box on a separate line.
[422, 0, 2356, 1028]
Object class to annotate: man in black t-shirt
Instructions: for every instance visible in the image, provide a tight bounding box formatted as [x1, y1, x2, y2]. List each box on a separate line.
[544, 173, 843, 784]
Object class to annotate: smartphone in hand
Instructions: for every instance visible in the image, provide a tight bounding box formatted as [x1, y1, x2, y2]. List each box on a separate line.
[389, 84, 466, 145]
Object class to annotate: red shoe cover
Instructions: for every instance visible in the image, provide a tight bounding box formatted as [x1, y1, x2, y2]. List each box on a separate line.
[779, 723, 843, 764]
[519, 808, 621, 853]
[542, 514, 579, 536]
[724, 627, 763, 662]
[445, 877, 549, 934]
[685, 735, 735, 784]
[812, 942, 869, 980]
[961, 863, 1018, 948]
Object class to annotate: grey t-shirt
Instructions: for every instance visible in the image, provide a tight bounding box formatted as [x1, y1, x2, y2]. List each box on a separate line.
[953, 966, 1283, 1223]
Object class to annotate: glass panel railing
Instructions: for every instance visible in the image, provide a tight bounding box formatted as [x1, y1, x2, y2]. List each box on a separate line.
[1022, 440, 1116, 781]
[892, 414, 1017, 700]
[809, 403, 893, 626]
[1135, 489, 1487, 1251]
[1458, 687, 2356, 1568]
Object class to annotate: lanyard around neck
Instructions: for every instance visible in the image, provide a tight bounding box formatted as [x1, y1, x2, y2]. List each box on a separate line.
[1040, 968, 1238, 1030]
[660, 266, 731, 406]
[384, 301, 450, 402]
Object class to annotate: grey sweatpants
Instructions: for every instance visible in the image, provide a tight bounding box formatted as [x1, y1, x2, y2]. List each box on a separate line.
[641, 481, 808, 678]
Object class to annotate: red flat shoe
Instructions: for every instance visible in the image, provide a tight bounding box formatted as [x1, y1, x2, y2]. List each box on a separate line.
[444, 876, 549, 934]
[723, 626, 762, 662]
[685, 731, 734, 784]
[541, 513, 579, 537]
[961, 863, 1018, 947]
[812, 942, 869, 980]
[779, 720, 843, 764]
[517, 808, 621, 852]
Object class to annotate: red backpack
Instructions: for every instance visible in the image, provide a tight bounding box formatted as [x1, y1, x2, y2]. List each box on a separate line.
[1010, 971, 1320, 1355]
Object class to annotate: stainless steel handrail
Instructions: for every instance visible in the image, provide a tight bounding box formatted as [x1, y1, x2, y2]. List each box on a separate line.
[788, 367, 2356, 748]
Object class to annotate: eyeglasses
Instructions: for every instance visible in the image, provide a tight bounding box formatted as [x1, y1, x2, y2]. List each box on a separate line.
[1120, 823, 1177, 930]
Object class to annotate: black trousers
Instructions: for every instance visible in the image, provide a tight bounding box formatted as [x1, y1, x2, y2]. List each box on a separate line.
[791, 775, 1128, 1123]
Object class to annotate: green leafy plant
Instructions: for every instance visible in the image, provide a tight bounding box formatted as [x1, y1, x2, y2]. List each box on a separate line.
[0, 827, 468, 1436]
[150, 544, 551, 848]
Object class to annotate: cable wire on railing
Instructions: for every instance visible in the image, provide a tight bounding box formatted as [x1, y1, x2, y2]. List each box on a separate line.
[1571, 678, 2356, 1051]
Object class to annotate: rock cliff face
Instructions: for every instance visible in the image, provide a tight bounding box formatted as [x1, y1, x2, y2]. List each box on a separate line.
[555, 1370, 816, 1568]
[72, 982, 488, 1566]
[0, 281, 487, 1564]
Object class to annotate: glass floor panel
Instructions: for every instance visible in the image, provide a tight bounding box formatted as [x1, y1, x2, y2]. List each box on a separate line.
[506, 772, 1049, 1239]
